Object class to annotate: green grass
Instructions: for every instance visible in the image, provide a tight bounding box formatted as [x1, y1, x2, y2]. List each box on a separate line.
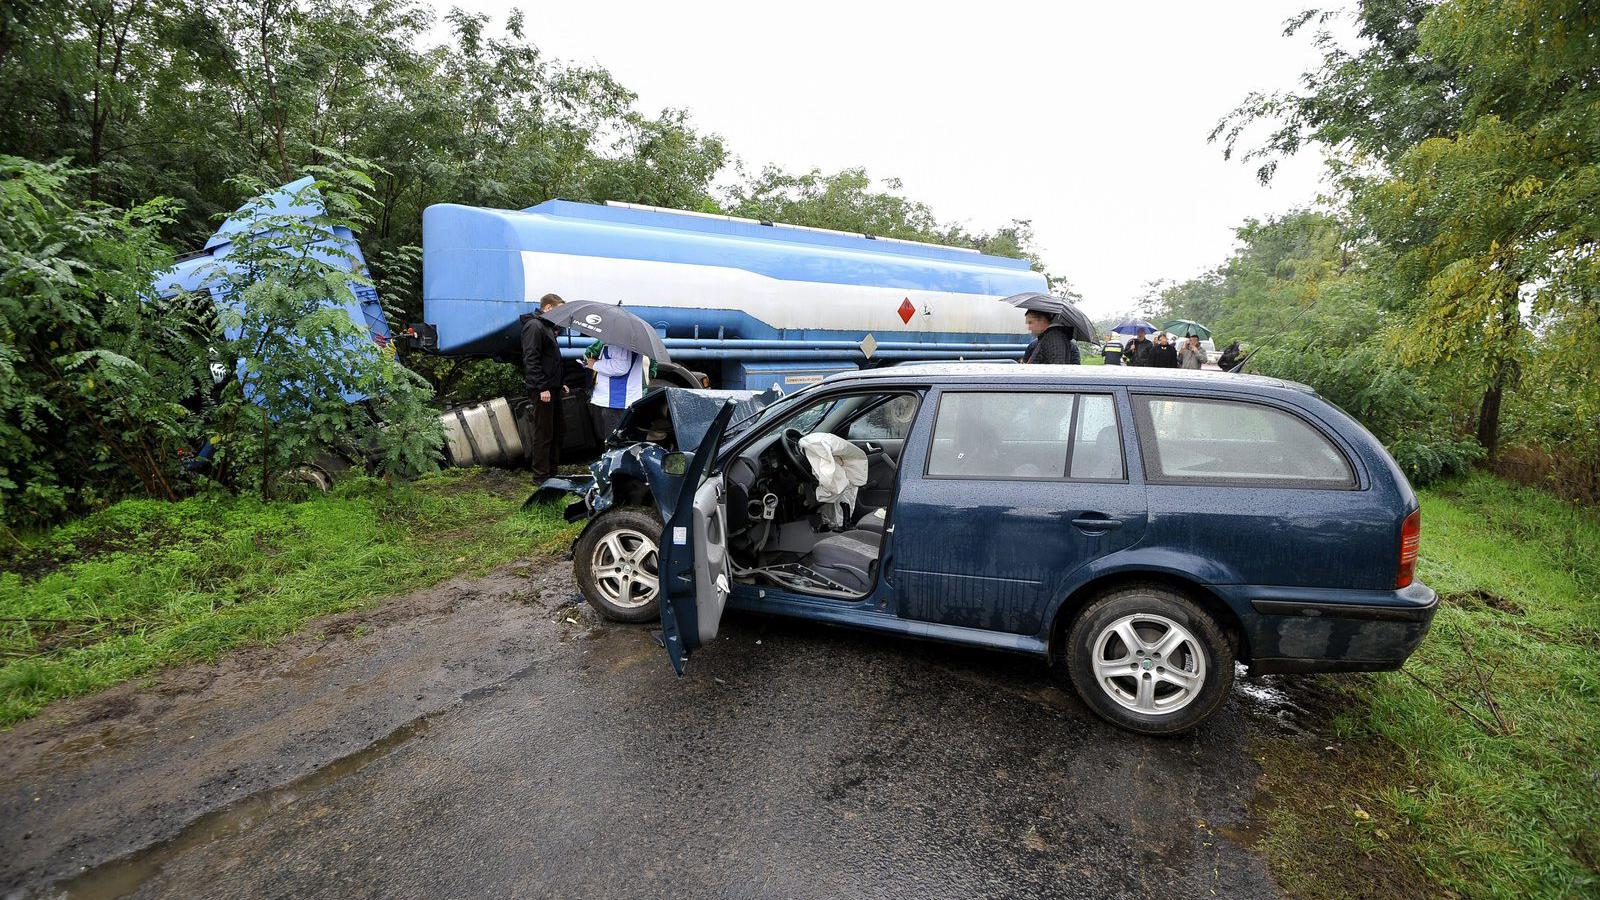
[0, 468, 579, 726]
[1258, 472, 1600, 899]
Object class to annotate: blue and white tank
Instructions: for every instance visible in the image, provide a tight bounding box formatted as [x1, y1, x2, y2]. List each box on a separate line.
[422, 200, 1047, 374]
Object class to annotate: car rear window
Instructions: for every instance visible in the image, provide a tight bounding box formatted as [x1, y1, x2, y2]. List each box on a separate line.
[1132, 395, 1355, 488]
[926, 392, 1124, 480]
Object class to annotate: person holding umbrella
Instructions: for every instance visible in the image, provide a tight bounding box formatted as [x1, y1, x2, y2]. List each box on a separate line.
[538, 298, 675, 446]
[1001, 293, 1090, 365]
[1022, 310, 1080, 364]
[1124, 328, 1154, 367]
[520, 293, 569, 480]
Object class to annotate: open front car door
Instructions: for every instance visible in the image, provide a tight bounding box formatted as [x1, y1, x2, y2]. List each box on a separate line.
[652, 400, 735, 675]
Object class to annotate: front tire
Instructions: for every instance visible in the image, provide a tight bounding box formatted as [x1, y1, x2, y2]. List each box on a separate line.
[574, 507, 663, 623]
[1064, 585, 1234, 735]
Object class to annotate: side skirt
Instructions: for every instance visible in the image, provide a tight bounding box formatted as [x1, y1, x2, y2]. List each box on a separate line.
[731, 588, 1049, 656]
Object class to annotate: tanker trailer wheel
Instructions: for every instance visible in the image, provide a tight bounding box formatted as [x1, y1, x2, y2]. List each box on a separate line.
[652, 362, 710, 388]
[574, 507, 663, 623]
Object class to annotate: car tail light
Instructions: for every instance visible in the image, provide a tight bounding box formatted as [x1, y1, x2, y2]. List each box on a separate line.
[1397, 508, 1421, 588]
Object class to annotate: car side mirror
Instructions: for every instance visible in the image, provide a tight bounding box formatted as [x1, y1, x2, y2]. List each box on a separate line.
[662, 451, 691, 476]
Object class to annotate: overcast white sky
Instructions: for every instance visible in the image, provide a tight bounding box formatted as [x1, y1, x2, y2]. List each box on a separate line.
[448, 0, 1335, 318]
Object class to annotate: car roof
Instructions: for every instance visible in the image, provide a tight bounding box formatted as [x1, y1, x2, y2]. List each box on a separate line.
[819, 363, 1315, 393]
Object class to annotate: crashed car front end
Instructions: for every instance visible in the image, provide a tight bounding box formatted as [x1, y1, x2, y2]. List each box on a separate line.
[533, 385, 784, 524]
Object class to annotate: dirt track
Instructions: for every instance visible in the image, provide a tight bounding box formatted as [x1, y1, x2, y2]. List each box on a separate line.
[1, 555, 1306, 899]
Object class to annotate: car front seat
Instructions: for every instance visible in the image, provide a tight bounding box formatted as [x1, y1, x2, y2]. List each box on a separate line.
[802, 531, 881, 594]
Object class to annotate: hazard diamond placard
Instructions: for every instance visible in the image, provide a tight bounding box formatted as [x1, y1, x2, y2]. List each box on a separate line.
[897, 297, 916, 324]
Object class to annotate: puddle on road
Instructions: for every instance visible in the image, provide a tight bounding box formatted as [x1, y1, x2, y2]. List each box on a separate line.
[48, 657, 548, 900]
[578, 625, 657, 675]
[48, 716, 432, 900]
[1231, 670, 1316, 735]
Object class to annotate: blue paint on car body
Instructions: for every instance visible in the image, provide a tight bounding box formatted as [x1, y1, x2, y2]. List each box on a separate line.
[566, 365, 1438, 682]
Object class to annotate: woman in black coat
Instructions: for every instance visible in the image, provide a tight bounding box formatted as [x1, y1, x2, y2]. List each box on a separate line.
[1151, 333, 1179, 368]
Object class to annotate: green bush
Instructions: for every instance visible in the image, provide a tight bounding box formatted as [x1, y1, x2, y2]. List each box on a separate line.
[1251, 338, 1481, 485]
[196, 164, 443, 497]
[0, 156, 205, 525]
[0, 158, 444, 526]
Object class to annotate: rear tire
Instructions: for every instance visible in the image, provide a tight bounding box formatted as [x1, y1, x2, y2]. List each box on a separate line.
[1064, 585, 1233, 735]
[574, 507, 663, 623]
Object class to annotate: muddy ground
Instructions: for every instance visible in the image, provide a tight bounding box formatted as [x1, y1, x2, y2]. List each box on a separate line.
[0, 555, 1324, 899]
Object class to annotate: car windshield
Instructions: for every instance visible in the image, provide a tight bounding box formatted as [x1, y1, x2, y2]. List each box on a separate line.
[724, 385, 815, 435]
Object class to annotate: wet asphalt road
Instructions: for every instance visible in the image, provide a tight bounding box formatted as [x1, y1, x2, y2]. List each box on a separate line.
[5, 561, 1281, 899]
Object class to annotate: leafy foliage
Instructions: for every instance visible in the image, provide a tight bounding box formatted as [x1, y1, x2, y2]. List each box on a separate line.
[0, 157, 202, 525]
[726, 166, 1065, 292]
[194, 164, 443, 497]
[1189, 0, 1600, 493]
[0, 0, 1052, 519]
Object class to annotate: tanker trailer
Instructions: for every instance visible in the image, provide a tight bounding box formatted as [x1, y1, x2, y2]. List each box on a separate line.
[409, 199, 1047, 392]
[155, 179, 1051, 470]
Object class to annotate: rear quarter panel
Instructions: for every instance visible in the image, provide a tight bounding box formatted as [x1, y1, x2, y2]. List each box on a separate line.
[1132, 386, 1405, 593]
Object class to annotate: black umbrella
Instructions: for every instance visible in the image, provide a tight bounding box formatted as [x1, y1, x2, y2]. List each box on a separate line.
[1000, 292, 1095, 341]
[541, 300, 671, 363]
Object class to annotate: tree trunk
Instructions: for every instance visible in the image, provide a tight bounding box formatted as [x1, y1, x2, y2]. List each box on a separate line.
[1476, 361, 1507, 460]
[260, 407, 272, 501]
[1476, 282, 1523, 461]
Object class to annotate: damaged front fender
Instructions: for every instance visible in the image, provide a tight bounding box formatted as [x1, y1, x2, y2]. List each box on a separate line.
[527, 385, 782, 525]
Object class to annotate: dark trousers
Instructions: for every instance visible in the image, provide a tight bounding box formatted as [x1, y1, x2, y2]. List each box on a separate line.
[591, 404, 628, 442]
[528, 393, 564, 479]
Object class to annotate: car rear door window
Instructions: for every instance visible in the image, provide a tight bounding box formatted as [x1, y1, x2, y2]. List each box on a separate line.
[1069, 394, 1124, 479]
[1133, 395, 1355, 488]
[927, 392, 1123, 480]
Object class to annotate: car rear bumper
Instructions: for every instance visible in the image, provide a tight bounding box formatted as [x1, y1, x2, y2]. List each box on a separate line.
[1224, 581, 1438, 675]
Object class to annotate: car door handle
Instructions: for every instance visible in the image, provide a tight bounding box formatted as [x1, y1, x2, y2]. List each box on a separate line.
[1070, 516, 1123, 531]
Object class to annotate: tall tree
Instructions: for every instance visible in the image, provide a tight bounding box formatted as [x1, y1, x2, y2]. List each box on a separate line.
[1216, 0, 1600, 459]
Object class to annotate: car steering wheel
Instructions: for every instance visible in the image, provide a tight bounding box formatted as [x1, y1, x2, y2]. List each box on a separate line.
[778, 427, 811, 478]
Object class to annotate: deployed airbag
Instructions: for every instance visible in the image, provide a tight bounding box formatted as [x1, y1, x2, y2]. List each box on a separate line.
[798, 433, 868, 528]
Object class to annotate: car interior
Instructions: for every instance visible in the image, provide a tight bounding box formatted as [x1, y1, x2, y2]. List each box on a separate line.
[718, 390, 922, 599]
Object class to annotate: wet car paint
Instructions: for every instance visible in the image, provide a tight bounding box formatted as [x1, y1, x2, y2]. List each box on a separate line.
[560, 367, 1438, 678]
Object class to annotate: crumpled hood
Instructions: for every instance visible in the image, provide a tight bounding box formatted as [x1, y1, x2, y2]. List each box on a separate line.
[535, 385, 783, 522]
[612, 386, 782, 451]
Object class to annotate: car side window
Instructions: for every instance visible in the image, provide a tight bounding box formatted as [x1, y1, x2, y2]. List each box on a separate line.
[1069, 394, 1125, 479]
[845, 394, 920, 441]
[1133, 395, 1355, 488]
[926, 392, 1122, 480]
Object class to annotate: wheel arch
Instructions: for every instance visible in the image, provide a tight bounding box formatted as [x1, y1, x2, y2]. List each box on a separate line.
[1047, 571, 1250, 667]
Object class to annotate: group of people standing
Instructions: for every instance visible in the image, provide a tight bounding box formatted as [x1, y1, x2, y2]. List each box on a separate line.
[519, 292, 648, 480]
[1100, 327, 1205, 369]
[1020, 313, 1208, 370]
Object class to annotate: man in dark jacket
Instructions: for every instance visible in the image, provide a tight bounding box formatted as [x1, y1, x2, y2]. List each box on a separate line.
[1123, 328, 1154, 366]
[1022, 310, 1079, 365]
[521, 293, 567, 479]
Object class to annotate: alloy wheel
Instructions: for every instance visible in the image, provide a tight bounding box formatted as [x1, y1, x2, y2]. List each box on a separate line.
[1090, 613, 1207, 714]
[590, 528, 660, 609]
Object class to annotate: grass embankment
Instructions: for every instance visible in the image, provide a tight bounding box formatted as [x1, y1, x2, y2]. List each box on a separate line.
[0, 469, 579, 727]
[1259, 473, 1599, 899]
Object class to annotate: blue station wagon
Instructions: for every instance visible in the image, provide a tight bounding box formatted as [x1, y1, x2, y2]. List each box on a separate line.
[557, 365, 1436, 734]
